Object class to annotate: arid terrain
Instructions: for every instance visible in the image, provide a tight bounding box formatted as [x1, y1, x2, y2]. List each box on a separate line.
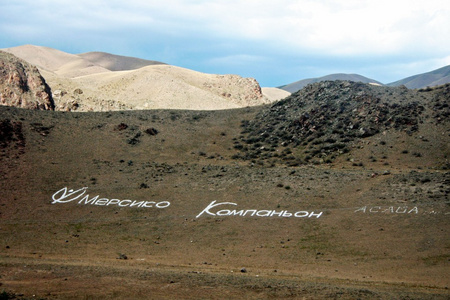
[1, 45, 288, 112]
[0, 76, 449, 299]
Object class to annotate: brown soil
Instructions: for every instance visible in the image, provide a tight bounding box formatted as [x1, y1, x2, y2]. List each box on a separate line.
[0, 94, 449, 299]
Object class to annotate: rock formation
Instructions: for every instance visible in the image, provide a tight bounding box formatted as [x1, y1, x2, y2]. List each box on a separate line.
[234, 81, 442, 166]
[0, 51, 54, 110]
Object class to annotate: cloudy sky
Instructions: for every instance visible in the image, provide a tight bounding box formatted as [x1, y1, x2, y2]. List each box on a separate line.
[1, 0, 449, 87]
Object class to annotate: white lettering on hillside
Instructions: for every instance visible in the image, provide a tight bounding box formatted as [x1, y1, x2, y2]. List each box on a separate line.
[196, 200, 323, 219]
[354, 206, 419, 214]
[51, 187, 170, 209]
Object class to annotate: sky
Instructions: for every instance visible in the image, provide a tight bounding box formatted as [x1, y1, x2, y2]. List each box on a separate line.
[1, 0, 449, 87]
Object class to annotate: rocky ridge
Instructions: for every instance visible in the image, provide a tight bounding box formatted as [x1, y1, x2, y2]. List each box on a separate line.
[0, 51, 54, 110]
[233, 80, 449, 166]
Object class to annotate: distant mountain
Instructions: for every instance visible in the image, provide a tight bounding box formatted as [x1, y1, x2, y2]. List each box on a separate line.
[77, 51, 165, 72]
[2, 45, 111, 78]
[388, 65, 450, 89]
[2, 45, 165, 77]
[279, 73, 382, 93]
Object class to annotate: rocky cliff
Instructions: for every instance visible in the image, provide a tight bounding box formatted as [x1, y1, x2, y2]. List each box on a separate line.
[0, 51, 54, 110]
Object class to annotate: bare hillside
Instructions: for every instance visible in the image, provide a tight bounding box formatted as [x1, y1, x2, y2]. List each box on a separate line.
[2, 45, 274, 111]
[0, 81, 448, 299]
[388, 65, 450, 89]
[235, 81, 449, 168]
[78, 51, 165, 71]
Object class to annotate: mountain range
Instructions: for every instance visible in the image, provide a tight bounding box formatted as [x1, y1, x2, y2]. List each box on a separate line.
[387, 65, 450, 89]
[2, 45, 449, 112]
[279, 66, 450, 93]
[1, 45, 289, 111]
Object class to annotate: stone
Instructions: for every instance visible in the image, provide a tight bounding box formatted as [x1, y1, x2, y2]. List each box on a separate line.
[0, 51, 54, 110]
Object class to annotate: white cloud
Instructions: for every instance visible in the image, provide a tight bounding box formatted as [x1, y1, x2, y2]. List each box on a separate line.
[3, 0, 449, 56]
[207, 54, 267, 66]
[1, 0, 449, 85]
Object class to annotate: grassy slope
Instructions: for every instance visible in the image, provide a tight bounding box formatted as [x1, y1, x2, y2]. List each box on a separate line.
[0, 99, 449, 299]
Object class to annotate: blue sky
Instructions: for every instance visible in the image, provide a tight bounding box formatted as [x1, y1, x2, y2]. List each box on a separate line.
[1, 0, 449, 87]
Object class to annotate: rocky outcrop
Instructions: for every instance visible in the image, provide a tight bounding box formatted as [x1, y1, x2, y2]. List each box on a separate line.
[0, 51, 54, 110]
[207, 75, 269, 107]
[234, 81, 429, 166]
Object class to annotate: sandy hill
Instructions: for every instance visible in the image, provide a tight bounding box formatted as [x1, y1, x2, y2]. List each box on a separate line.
[261, 87, 291, 101]
[0, 81, 448, 299]
[280, 73, 382, 93]
[44, 64, 273, 110]
[1, 45, 283, 111]
[2, 44, 110, 78]
[78, 51, 165, 71]
[388, 65, 450, 89]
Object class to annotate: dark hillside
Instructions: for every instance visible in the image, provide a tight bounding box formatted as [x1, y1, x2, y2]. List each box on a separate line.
[234, 81, 449, 169]
[0, 90, 449, 299]
[280, 74, 382, 93]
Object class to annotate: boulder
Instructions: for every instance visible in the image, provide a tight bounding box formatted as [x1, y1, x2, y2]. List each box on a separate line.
[0, 51, 54, 110]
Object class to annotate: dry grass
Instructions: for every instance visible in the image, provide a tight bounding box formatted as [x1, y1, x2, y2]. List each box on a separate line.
[0, 102, 448, 299]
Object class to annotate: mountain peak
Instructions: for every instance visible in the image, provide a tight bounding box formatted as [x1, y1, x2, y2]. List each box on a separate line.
[280, 73, 382, 93]
[388, 65, 450, 89]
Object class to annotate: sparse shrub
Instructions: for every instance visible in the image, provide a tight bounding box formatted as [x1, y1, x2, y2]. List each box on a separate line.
[192, 114, 205, 121]
[116, 123, 128, 131]
[0, 290, 15, 300]
[420, 177, 431, 183]
[145, 128, 158, 135]
[170, 113, 180, 121]
[127, 132, 141, 145]
[325, 158, 333, 163]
